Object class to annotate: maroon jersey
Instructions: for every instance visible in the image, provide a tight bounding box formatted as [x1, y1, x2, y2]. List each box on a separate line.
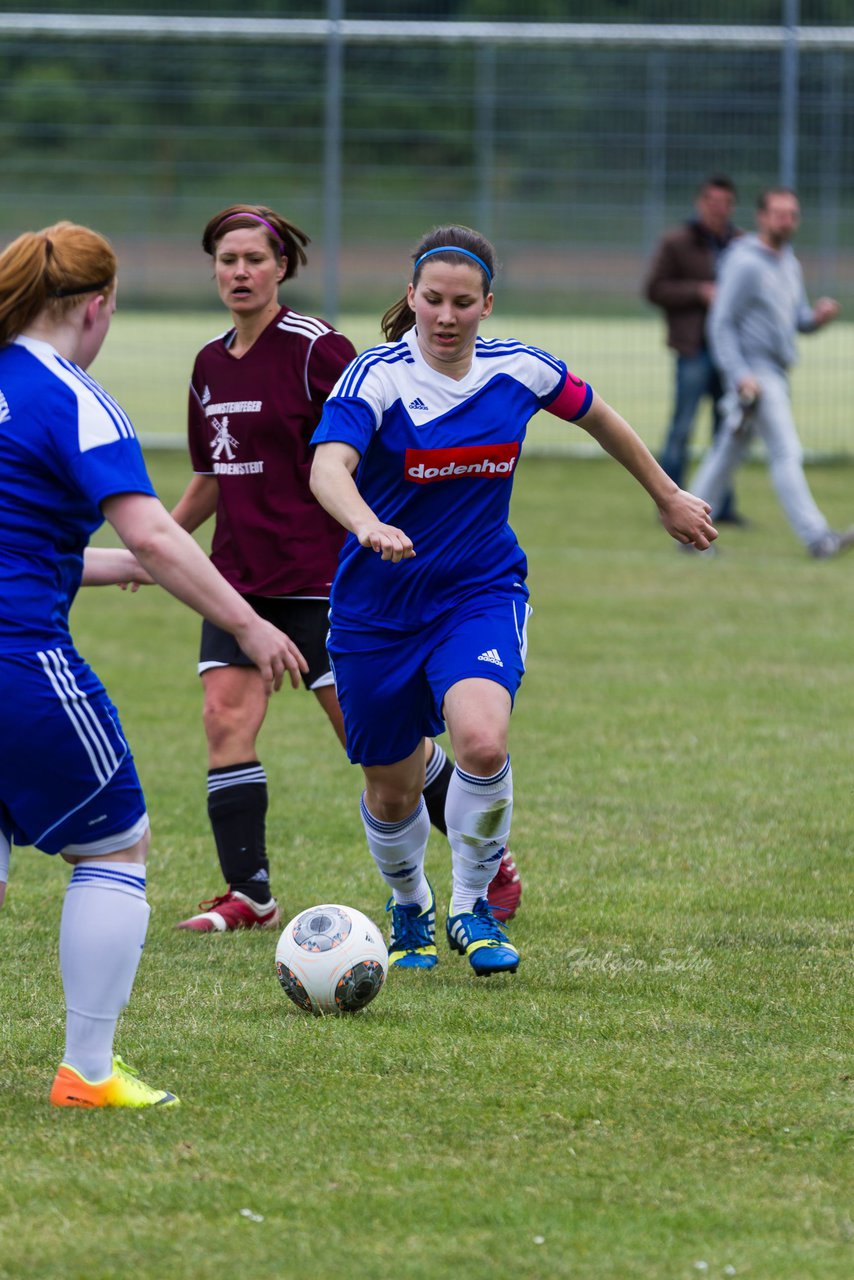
[188, 305, 356, 596]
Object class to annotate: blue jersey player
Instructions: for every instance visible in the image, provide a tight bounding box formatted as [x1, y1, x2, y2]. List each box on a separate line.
[310, 224, 717, 977]
[0, 221, 305, 1108]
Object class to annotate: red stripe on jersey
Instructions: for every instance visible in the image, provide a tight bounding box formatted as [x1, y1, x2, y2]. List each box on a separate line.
[405, 443, 520, 484]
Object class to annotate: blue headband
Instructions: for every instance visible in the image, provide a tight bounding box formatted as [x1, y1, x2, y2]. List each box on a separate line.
[414, 245, 493, 283]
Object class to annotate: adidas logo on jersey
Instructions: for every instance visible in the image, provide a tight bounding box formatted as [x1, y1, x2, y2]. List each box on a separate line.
[408, 397, 429, 411]
[477, 649, 504, 667]
[0, 390, 10, 424]
[201, 385, 211, 406]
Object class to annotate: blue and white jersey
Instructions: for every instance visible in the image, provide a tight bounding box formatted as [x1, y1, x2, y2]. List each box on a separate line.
[0, 335, 156, 651]
[311, 325, 590, 630]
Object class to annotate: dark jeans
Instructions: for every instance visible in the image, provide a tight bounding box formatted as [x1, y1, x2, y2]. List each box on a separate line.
[658, 349, 737, 520]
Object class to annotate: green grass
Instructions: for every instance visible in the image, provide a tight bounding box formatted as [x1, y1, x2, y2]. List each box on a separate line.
[2, 452, 853, 1277]
[93, 310, 854, 459]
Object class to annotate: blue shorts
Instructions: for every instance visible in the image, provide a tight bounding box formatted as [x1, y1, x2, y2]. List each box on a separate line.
[0, 645, 147, 856]
[328, 590, 532, 766]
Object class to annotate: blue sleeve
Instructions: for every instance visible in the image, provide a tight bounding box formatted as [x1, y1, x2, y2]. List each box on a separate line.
[311, 396, 377, 457]
[45, 373, 157, 508]
[67, 436, 157, 508]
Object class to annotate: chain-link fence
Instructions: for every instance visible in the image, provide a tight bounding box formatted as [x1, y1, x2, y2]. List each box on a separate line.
[2, 11, 853, 453]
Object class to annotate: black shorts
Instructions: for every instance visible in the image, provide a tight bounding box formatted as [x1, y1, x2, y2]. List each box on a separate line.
[199, 595, 332, 690]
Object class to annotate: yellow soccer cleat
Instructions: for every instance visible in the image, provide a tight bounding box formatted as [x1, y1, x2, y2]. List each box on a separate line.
[49, 1055, 179, 1109]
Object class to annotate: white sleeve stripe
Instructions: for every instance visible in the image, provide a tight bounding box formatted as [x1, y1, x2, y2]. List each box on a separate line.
[205, 328, 232, 347]
[476, 337, 565, 377]
[337, 343, 411, 400]
[303, 335, 319, 400]
[58, 358, 134, 439]
[54, 356, 137, 450]
[278, 314, 333, 340]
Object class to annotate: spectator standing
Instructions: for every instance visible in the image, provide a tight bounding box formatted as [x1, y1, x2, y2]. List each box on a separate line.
[645, 175, 743, 523]
[692, 187, 853, 560]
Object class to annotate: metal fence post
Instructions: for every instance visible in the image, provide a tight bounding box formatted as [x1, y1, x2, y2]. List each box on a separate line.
[475, 42, 496, 241]
[323, 0, 343, 322]
[818, 49, 843, 295]
[642, 48, 668, 255]
[779, 0, 799, 188]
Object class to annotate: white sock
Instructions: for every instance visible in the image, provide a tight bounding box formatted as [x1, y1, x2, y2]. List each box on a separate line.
[59, 861, 150, 1081]
[360, 795, 431, 908]
[446, 759, 513, 914]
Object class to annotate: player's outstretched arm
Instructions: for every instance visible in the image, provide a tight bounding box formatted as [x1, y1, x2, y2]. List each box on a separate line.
[578, 392, 718, 550]
[84, 473, 220, 592]
[82, 546, 153, 589]
[101, 492, 308, 694]
[171, 473, 219, 533]
[311, 441, 415, 564]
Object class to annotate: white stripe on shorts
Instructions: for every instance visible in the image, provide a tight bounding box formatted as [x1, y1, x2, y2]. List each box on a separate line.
[37, 647, 120, 785]
[513, 598, 533, 667]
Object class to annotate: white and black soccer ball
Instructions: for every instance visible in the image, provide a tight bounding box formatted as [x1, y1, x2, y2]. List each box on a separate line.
[275, 903, 387, 1016]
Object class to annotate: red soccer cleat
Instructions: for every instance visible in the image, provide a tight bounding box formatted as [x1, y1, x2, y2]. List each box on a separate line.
[176, 889, 280, 932]
[487, 848, 522, 922]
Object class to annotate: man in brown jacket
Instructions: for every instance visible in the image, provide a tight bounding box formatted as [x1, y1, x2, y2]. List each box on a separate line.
[644, 174, 743, 523]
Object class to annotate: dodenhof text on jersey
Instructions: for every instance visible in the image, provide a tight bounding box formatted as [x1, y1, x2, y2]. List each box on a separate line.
[405, 442, 519, 483]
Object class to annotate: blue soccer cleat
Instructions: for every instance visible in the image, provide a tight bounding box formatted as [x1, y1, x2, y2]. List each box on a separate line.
[446, 898, 520, 976]
[386, 883, 437, 969]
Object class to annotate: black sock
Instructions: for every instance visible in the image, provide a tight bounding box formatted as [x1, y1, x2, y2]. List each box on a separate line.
[422, 743, 453, 835]
[207, 761, 271, 904]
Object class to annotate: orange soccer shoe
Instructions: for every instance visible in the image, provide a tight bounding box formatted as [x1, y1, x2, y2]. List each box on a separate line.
[49, 1056, 179, 1109]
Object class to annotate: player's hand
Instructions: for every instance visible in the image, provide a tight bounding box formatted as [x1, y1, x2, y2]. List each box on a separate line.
[813, 297, 840, 327]
[117, 564, 155, 592]
[355, 521, 416, 563]
[658, 488, 718, 550]
[737, 374, 761, 403]
[236, 618, 308, 695]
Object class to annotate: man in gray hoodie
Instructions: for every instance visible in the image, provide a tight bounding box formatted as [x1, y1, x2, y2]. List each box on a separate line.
[691, 187, 852, 559]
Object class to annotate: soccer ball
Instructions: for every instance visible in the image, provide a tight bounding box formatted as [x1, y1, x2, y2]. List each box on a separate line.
[275, 903, 388, 1016]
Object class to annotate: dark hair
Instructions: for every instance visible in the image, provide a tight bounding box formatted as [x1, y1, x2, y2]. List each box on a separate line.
[202, 203, 310, 281]
[699, 174, 737, 198]
[0, 221, 116, 346]
[381, 225, 497, 342]
[756, 186, 797, 211]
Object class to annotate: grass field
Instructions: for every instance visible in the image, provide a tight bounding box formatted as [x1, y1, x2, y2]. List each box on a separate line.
[1, 451, 852, 1280]
[93, 311, 854, 458]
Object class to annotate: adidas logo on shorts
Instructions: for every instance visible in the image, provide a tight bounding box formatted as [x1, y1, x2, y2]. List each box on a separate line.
[477, 648, 504, 667]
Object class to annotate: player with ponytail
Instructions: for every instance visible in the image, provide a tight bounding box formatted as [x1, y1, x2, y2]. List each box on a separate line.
[310, 223, 717, 977]
[0, 221, 305, 1107]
